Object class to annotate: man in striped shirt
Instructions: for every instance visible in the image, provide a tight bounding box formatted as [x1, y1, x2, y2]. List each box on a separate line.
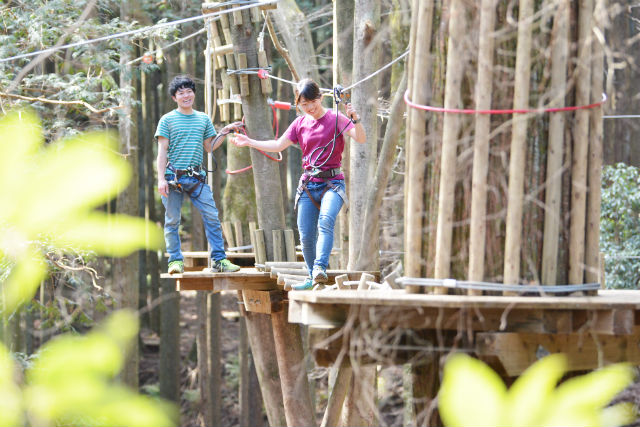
[156, 75, 240, 274]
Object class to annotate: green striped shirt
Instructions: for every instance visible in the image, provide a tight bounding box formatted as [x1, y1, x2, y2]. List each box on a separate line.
[155, 109, 216, 169]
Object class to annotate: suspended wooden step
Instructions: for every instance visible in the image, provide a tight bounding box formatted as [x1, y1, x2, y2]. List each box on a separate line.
[161, 267, 274, 292]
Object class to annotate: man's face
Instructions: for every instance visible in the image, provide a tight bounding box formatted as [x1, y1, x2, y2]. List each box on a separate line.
[173, 87, 194, 109]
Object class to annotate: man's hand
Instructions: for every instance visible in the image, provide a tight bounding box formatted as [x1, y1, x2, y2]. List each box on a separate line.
[158, 178, 169, 197]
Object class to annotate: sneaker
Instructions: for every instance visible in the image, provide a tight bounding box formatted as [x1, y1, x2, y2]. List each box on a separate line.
[292, 277, 313, 291]
[168, 260, 184, 274]
[210, 258, 241, 272]
[312, 266, 328, 283]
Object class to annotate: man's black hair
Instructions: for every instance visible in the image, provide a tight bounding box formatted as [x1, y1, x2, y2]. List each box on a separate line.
[169, 75, 196, 97]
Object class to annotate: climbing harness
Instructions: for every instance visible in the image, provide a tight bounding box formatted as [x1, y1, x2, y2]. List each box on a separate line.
[166, 164, 208, 198]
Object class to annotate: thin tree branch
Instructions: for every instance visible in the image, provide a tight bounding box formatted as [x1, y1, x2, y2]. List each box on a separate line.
[0, 92, 123, 114]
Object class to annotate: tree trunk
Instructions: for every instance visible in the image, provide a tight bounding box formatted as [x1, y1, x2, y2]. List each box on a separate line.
[568, 0, 593, 284]
[404, 0, 434, 286]
[434, 0, 466, 285]
[503, 0, 534, 286]
[541, 0, 570, 285]
[348, 0, 381, 271]
[114, 0, 140, 387]
[468, 0, 497, 291]
[585, 0, 605, 283]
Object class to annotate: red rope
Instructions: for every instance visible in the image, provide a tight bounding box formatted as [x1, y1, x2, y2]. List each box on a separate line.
[403, 90, 607, 115]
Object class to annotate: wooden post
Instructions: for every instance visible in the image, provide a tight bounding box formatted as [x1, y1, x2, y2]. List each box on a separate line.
[585, 0, 604, 283]
[284, 229, 296, 261]
[541, 0, 570, 285]
[233, 220, 244, 248]
[254, 229, 267, 268]
[243, 310, 287, 427]
[434, 0, 466, 289]
[321, 362, 352, 427]
[272, 229, 285, 262]
[272, 305, 317, 427]
[503, 0, 534, 287]
[468, 0, 497, 294]
[404, 0, 434, 292]
[207, 293, 222, 426]
[569, 0, 593, 284]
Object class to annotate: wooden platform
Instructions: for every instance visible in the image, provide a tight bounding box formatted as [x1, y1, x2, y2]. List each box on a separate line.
[288, 289, 640, 375]
[160, 267, 275, 291]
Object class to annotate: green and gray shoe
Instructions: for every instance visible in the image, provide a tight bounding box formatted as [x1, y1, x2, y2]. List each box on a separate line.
[168, 260, 184, 274]
[210, 258, 241, 272]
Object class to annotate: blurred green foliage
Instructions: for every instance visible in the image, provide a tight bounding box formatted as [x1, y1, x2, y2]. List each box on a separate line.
[0, 109, 171, 426]
[439, 353, 635, 427]
[0, 310, 177, 427]
[600, 163, 640, 288]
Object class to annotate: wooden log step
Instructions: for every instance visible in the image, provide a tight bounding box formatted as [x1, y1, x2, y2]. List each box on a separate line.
[276, 273, 310, 286]
[265, 261, 306, 271]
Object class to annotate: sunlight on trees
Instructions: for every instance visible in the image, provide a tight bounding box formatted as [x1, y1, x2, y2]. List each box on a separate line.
[0, 109, 174, 426]
[0, 109, 163, 311]
[438, 353, 635, 427]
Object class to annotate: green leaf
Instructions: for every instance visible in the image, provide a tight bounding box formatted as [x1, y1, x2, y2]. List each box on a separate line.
[542, 363, 634, 427]
[504, 354, 567, 426]
[0, 344, 23, 427]
[439, 353, 507, 427]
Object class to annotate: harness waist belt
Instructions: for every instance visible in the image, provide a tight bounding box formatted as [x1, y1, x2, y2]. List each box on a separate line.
[305, 167, 342, 179]
[175, 166, 202, 177]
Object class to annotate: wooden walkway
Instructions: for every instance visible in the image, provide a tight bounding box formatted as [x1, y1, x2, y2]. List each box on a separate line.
[287, 289, 640, 375]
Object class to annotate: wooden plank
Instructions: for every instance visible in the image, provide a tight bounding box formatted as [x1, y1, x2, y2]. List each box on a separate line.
[287, 289, 640, 311]
[249, 222, 257, 256]
[257, 50, 272, 94]
[177, 278, 216, 292]
[222, 221, 236, 247]
[476, 327, 640, 376]
[272, 229, 284, 261]
[242, 290, 285, 314]
[284, 230, 296, 262]
[265, 261, 306, 270]
[237, 53, 250, 96]
[288, 300, 348, 327]
[254, 229, 267, 268]
[233, 9, 243, 26]
[234, 220, 244, 247]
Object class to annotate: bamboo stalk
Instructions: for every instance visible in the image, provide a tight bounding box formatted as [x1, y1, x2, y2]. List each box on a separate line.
[404, 0, 434, 291]
[434, 0, 466, 287]
[503, 0, 534, 287]
[541, 0, 570, 285]
[585, 0, 604, 283]
[468, 0, 498, 295]
[569, 0, 593, 284]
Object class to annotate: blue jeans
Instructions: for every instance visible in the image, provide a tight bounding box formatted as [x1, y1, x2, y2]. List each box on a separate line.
[296, 180, 345, 275]
[161, 175, 226, 263]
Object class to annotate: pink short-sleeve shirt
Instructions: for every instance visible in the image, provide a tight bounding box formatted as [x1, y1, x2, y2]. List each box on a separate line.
[284, 109, 354, 181]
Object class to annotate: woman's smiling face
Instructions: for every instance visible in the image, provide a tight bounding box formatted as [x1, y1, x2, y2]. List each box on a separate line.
[298, 97, 324, 119]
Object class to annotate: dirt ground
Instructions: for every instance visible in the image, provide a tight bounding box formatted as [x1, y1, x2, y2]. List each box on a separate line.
[138, 290, 409, 427]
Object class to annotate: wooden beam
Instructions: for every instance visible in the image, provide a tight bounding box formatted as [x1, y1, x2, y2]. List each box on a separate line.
[476, 327, 640, 376]
[242, 289, 285, 314]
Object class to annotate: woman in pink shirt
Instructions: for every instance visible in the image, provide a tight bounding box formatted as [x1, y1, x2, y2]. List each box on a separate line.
[233, 79, 366, 289]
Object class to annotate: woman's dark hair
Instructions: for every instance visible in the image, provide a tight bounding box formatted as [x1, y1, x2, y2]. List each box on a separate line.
[295, 78, 321, 105]
[169, 75, 196, 97]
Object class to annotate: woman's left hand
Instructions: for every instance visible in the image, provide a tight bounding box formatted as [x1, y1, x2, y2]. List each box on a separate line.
[345, 103, 360, 122]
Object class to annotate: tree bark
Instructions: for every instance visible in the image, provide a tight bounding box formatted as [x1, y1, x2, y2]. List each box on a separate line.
[114, 0, 140, 387]
[468, 0, 497, 292]
[404, 0, 434, 288]
[541, 0, 570, 285]
[434, 0, 466, 285]
[568, 0, 593, 284]
[503, 0, 534, 286]
[348, 0, 381, 271]
[585, 0, 605, 283]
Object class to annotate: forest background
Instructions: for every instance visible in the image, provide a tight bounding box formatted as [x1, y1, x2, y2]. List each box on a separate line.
[2, 0, 640, 426]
